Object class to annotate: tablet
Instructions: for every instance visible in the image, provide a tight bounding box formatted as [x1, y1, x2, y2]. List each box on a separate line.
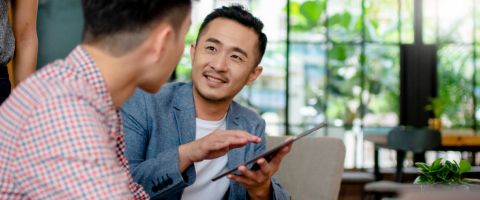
[211, 122, 326, 181]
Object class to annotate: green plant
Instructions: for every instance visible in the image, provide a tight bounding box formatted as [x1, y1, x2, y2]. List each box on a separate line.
[286, 0, 402, 128]
[414, 158, 471, 185]
[425, 97, 445, 118]
[437, 45, 474, 128]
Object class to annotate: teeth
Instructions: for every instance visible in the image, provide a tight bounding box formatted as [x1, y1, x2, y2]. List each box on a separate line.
[206, 76, 224, 83]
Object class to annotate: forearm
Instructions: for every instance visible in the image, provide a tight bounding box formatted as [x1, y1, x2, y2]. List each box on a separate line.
[13, 35, 37, 84]
[247, 179, 272, 200]
[12, 0, 38, 84]
[178, 143, 194, 172]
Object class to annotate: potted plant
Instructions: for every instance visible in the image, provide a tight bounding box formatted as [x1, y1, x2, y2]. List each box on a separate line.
[425, 97, 444, 130]
[414, 158, 480, 191]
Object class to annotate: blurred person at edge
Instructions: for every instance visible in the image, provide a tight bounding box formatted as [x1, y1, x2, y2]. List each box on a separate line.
[0, 0, 38, 104]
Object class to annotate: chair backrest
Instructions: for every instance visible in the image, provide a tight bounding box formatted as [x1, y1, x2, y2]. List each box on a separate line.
[387, 126, 441, 153]
[267, 136, 345, 200]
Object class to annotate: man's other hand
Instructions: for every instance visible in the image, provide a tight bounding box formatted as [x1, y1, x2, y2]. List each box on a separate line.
[228, 140, 292, 200]
[178, 130, 261, 171]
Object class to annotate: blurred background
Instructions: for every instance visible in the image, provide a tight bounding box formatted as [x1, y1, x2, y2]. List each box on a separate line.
[35, 0, 480, 176]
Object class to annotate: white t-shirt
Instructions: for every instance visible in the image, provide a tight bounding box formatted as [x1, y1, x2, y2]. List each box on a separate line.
[181, 116, 230, 200]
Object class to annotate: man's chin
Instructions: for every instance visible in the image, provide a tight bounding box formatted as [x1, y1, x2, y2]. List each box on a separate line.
[140, 83, 164, 94]
[205, 95, 227, 102]
[197, 89, 229, 103]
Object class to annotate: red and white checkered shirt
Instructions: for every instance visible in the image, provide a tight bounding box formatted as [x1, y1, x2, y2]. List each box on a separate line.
[0, 46, 149, 199]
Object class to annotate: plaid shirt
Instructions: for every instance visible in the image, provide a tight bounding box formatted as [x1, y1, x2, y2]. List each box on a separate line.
[0, 46, 149, 199]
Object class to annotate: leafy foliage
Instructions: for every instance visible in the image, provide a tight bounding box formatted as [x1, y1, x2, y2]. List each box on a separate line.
[288, 0, 325, 32]
[288, 0, 400, 127]
[286, 0, 475, 128]
[425, 97, 445, 118]
[437, 46, 474, 128]
[414, 158, 471, 185]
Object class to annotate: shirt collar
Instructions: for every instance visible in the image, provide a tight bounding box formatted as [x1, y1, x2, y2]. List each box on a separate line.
[67, 45, 115, 113]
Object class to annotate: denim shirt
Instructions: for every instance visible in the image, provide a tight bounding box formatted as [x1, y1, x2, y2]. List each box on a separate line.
[121, 82, 289, 200]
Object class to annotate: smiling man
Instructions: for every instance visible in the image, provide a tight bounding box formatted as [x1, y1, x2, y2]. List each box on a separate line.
[121, 5, 291, 200]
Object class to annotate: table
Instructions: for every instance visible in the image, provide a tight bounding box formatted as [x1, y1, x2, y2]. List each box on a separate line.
[365, 133, 480, 181]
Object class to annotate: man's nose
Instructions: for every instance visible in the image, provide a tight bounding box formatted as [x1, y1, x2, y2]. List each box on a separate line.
[209, 54, 228, 72]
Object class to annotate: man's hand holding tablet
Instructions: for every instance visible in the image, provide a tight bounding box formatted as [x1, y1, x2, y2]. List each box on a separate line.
[212, 122, 326, 181]
[212, 122, 326, 199]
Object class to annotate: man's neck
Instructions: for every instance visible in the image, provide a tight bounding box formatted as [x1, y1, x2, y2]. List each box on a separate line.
[82, 44, 140, 109]
[192, 87, 231, 121]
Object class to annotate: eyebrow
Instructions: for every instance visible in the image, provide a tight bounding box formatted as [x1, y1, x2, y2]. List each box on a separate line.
[205, 37, 249, 58]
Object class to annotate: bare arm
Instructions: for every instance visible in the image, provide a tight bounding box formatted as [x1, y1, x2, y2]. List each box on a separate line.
[11, 0, 38, 85]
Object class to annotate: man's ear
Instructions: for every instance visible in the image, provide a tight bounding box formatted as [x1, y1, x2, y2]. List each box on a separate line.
[148, 24, 174, 64]
[190, 43, 196, 61]
[246, 65, 263, 85]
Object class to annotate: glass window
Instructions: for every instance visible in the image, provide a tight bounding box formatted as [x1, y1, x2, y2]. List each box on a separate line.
[237, 42, 288, 136]
[326, 44, 361, 129]
[437, 0, 474, 44]
[477, 0, 480, 42]
[364, 0, 400, 43]
[364, 44, 400, 127]
[438, 45, 474, 128]
[327, 0, 363, 43]
[288, 43, 327, 134]
[289, 0, 327, 42]
[248, 0, 288, 135]
[400, 0, 414, 43]
[423, 0, 438, 44]
[424, 0, 474, 44]
[251, 0, 288, 42]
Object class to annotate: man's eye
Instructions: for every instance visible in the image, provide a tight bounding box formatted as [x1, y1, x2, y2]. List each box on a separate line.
[231, 55, 244, 62]
[206, 46, 216, 52]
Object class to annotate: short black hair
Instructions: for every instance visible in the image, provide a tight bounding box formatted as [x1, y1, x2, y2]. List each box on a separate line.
[197, 5, 267, 64]
[81, 0, 192, 55]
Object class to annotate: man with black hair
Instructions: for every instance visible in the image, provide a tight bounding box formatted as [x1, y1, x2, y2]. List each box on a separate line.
[122, 5, 290, 200]
[0, 0, 192, 198]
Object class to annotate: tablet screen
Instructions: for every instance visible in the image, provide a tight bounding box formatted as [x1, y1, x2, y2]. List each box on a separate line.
[211, 122, 326, 181]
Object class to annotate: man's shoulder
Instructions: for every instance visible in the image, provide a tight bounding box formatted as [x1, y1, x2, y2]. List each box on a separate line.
[0, 73, 101, 132]
[154, 81, 190, 98]
[230, 101, 264, 124]
[125, 82, 191, 109]
[13, 66, 96, 106]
